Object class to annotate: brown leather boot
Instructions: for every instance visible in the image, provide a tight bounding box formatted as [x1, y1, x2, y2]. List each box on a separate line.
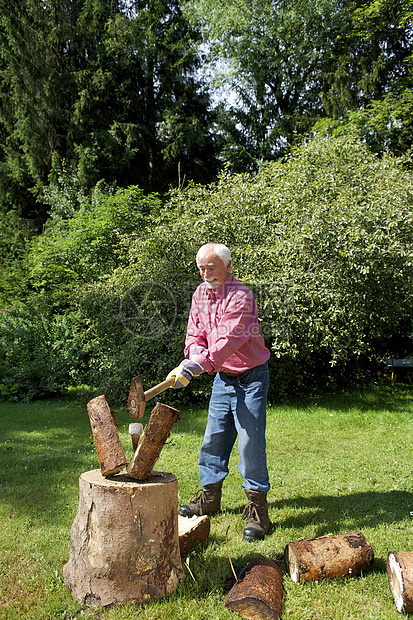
[242, 489, 270, 542]
[178, 481, 223, 517]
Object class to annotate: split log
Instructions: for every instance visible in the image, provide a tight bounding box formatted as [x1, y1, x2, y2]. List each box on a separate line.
[127, 401, 180, 480]
[87, 395, 127, 476]
[178, 515, 210, 555]
[284, 531, 374, 584]
[63, 469, 185, 607]
[225, 557, 283, 620]
[387, 551, 413, 614]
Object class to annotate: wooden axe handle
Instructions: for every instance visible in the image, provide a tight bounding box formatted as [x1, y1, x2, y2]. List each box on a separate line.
[144, 376, 175, 402]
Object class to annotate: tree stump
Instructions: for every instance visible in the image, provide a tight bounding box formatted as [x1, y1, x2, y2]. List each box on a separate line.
[284, 532, 374, 584]
[387, 551, 413, 614]
[63, 469, 185, 607]
[225, 557, 283, 619]
[87, 395, 127, 476]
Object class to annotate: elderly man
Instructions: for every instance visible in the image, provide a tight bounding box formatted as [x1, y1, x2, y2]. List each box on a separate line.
[168, 243, 271, 541]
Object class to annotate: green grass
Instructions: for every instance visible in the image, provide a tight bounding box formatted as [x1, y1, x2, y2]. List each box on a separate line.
[0, 382, 412, 619]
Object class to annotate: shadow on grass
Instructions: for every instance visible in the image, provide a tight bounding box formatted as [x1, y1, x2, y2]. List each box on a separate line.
[266, 489, 413, 540]
[286, 383, 413, 415]
[222, 488, 412, 547]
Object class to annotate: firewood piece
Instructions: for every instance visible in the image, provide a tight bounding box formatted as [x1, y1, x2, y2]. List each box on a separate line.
[387, 551, 413, 614]
[284, 531, 374, 584]
[178, 515, 210, 555]
[87, 395, 127, 476]
[225, 557, 283, 620]
[127, 401, 180, 480]
[63, 469, 185, 607]
[129, 422, 143, 452]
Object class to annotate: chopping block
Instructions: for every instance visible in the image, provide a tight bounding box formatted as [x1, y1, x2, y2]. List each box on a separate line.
[63, 469, 185, 607]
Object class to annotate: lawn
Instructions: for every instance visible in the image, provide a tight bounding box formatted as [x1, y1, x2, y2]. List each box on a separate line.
[0, 382, 412, 619]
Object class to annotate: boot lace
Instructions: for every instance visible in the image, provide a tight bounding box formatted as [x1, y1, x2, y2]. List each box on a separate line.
[242, 501, 261, 525]
[190, 489, 207, 509]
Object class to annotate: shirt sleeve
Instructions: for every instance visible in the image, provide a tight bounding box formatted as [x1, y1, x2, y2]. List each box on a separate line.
[184, 291, 208, 358]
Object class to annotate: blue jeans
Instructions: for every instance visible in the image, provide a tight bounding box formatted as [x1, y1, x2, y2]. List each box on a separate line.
[198, 362, 270, 493]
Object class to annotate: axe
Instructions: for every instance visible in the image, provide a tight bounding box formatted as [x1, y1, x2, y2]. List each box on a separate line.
[128, 374, 175, 418]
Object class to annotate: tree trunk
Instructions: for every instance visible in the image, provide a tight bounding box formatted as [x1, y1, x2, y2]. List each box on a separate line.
[87, 395, 127, 476]
[387, 551, 413, 614]
[225, 557, 283, 619]
[284, 532, 374, 584]
[63, 469, 184, 607]
[127, 402, 180, 480]
[178, 515, 210, 555]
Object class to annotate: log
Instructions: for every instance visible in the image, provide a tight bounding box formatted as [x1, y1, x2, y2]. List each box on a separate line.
[225, 557, 283, 620]
[127, 401, 180, 480]
[178, 515, 210, 555]
[63, 469, 185, 607]
[387, 551, 413, 614]
[284, 531, 374, 584]
[87, 395, 127, 476]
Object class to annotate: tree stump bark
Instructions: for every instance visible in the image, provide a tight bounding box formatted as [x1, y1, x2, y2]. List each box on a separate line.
[127, 402, 180, 480]
[87, 395, 127, 476]
[284, 531, 374, 584]
[225, 557, 283, 619]
[63, 469, 184, 607]
[387, 551, 413, 614]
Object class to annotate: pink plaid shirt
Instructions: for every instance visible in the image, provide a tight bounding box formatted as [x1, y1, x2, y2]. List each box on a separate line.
[184, 275, 270, 374]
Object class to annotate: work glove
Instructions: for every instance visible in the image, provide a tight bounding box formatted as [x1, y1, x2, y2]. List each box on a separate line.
[167, 359, 204, 389]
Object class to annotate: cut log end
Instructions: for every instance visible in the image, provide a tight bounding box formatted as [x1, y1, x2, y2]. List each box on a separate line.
[387, 551, 413, 614]
[178, 515, 210, 555]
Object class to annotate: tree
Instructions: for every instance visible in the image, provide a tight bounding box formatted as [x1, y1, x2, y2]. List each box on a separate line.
[183, 0, 413, 169]
[313, 0, 413, 159]
[0, 0, 218, 224]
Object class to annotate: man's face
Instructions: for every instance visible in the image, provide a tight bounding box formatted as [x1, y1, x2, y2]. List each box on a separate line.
[197, 249, 231, 290]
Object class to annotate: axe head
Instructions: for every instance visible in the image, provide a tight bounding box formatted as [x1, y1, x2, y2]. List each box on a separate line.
[128, 374, 146, 419]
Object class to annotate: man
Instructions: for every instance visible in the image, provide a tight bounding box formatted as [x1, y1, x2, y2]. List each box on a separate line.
[167, 243, 271, 542]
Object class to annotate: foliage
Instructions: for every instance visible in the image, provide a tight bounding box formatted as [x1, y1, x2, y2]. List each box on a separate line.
[28, 181, 162, 311]
[73, 136, 413, 402]
[184, 0, 413, 169]
[313, 89, 413, 161]
[0, 307, 90, 400]
[0, 385, 413, 618]
[0, 210, 31, 308]
[0, 0, 218, 224]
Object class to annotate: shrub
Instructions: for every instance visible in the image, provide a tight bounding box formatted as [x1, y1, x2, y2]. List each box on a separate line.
[0, 307, 91, 400]
[81, 136, 413, 402]
[22, 135, 413, 403]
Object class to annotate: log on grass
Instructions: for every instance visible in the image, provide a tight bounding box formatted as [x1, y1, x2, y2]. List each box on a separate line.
[127, 401, 180, 480]
[178, 514, 210, 555]
[63, 469, 185, 607]
[387, 551, 413, 614]
[87, 395, 127, 476]
[284, 531, 374, 584]
[225, 557, 283, 620]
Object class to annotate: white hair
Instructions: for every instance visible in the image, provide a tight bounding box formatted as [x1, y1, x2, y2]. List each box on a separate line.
[196, 243, 232, 267]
